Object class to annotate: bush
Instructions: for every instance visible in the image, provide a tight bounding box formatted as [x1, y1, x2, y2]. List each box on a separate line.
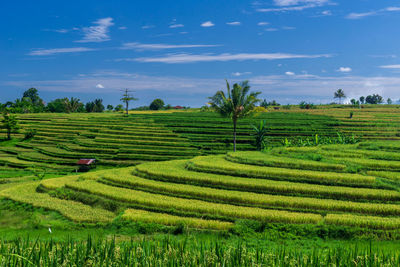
[299, 101, 316, 109]
[23, 128, 37, 140]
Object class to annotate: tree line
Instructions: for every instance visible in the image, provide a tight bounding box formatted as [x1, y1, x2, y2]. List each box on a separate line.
[1, 88, 182, 114]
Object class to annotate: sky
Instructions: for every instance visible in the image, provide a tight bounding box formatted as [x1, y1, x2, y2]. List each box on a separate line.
[1, 0, 400, 107]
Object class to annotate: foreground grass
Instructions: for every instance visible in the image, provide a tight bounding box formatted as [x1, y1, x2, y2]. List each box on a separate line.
[1, 235, 400, 266]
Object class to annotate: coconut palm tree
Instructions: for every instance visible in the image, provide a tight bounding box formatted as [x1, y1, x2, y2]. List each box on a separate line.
[334, 89, 346, 104]
[209, 80, 261, 151]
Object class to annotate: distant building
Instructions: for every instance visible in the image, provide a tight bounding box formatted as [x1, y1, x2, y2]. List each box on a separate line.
[173, 105, 184, 109]
[77, 158, 96, 172]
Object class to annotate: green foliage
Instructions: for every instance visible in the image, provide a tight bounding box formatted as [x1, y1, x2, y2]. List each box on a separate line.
[251, 120, 268, 150]
[1, 112, 19, 140]
[114, 104, 123, 112]
[63, 97, 84, 113]
[85, 99, 104, 113]
[106, 104, 114, 111]
[366, 94, 384, 104]
[23, 128, 37, 140]
[334, 89, 346, 104]
[208, 80, 261, 151]
[299, 101, 316, 109]
[149, 98, 165, 110]
[120, 89, 138, 115]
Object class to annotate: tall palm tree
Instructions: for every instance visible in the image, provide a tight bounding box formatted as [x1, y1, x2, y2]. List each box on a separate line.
[334, 89, 346, 104]
[209, 80, 261, 151]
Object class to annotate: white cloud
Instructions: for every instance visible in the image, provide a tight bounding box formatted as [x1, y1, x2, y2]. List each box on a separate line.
[121, 52, 332, 64]
[121, 42, 220, 51]
[28, 47, 95, 56]
[265, 28, 279, 32]
[258, 22, 270, 26]
[169, 23, 184, 28]
[346, 11, 376, 19]
[257, 0, 330, 12]
[76, 17, 114, 43]
[321, 10, 332, 16]
[96, 84, 105, 88]
[232, 72, 252, 76]
[285, 71, 295, 75]
[141, 25, 155, 29]
[7, 73, 400, 104]
[282, 26, 296, 30]
[118, 26, 127, 30]
[273, 0, 328, 6]
[346, 7, 400, 19]
[201, 21, 215, 27]
[226, 21, 241, 26]
[380, 64, 400, 69]
[337, 67, 352, 72]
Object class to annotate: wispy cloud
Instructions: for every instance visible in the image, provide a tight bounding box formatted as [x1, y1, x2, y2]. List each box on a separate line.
[169, 23, 184, 28]
[201, 21, 215, 27]
[141, 25, 155, 29]
[76, 17, 114, 43]
[258, 22, 270, 26]
[28, 47, 95, 56]
[169, 19, 184, 28]
[120, 52, 332, 64]
[285, 71, 295, 75]
[118, 26, 127, 30]
[337, 67, 352, 72]
[380, 64, 400, 69]
[121, 42, 220, 51]
[256, 0, 330, 12]
[232, 71, 252, 76]
[96, 83, 105, 88]
[347, 7, 400, 19]
[7, 72, 400, 104]
[226, 21, 241, 26]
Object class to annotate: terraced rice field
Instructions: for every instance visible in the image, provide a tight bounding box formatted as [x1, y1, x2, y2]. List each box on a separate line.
[0, 107, 399, 234]
[1, 140, 399, 232]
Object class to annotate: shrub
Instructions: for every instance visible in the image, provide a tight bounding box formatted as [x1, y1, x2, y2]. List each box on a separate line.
[23, 128, 37, 140]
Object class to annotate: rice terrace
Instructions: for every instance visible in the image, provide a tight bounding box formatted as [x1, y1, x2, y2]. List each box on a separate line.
[3, 1, 400, 266]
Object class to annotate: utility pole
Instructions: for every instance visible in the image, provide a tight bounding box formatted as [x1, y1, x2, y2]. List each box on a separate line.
[120, 89, 137, 115]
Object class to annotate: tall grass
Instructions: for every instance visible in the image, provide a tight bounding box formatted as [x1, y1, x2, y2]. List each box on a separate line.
[0, 237, 399, 266]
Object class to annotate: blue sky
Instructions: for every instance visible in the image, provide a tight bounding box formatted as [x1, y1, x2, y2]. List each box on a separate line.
[2, 0, 400, 107]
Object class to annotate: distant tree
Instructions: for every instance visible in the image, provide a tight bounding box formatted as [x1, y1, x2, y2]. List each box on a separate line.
[149, 99, 165, 110]
[365, 94, 383, 104]
[209, 80, 261, 151]
[165, 104, 172, 110]
[86, 99, 104, 113]
[22, 88, 44, 112]
[359, 96, 365, 104]
[260, 99, 280, 108]
[107, 104, 114, 111]
[350, 99, 356, 105]
[387, 98, 393, 105]
[63, 97, 83, 113]
[334, 89, 346, 104]
[47, 98, 67, 113]
[23, 88, 40, 105]
[120, 89, 138, 115]
[2, 111, 19, 140]
[114, 104, 124, 112]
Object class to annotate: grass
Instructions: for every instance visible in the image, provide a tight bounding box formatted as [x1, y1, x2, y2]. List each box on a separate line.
[122, 209, 233, 230]
[187, 155, 376, 186]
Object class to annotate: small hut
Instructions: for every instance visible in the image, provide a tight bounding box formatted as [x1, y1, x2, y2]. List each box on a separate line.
[76, 159, 96, 172]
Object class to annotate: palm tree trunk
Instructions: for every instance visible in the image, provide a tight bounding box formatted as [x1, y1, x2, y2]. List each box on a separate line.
[233, 119, 237, 152]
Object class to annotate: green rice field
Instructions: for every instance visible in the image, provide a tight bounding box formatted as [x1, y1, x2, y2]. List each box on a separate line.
[1, 105, 400, 266]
